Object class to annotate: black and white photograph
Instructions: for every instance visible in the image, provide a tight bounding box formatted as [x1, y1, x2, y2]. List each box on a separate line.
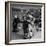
[5, 2, 45, 44]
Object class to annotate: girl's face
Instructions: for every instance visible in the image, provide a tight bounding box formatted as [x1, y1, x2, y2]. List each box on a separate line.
[24, 17, 26, 20]
[14, 15, 17, 18]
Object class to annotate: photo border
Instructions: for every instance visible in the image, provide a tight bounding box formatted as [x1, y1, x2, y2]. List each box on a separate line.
[5, 1, 45, 45]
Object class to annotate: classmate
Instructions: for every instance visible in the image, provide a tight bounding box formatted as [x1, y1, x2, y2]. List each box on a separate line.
[23, 17, 29, 39]
[12, 15, 20, 32]
[27, 13, 34, 39]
